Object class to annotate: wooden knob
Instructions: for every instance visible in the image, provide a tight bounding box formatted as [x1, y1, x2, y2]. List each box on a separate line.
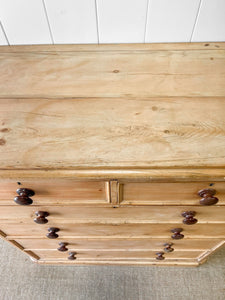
[68, 252, 77, 260]
[156, 252, 165, 260]
[198, 188, 218, 205]
[34, 211, 49, 224]
[171, 228, 184, 239]
[163, 242, 174, 253]
[57, 242, 68, 252]
[14, 188, 35, 205]
[46, 227, 59, 239]
[182, 211, 198, 225]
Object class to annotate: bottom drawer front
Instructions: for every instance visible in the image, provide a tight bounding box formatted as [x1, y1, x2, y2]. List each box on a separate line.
[2, 223, 225, 238]
[29, 250, 203, 261]
[14, 238, 224, 251]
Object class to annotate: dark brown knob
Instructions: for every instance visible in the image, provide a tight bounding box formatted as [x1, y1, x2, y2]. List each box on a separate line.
[182, 211, 198, 225]
[198, 188, 218, 205]
[57, 242, 68, 252]
[156, 252, 165, 260]
[34, 211, 49, 224]
[171, 228, 184, 239]
[163, 242, 174, 253]
[68, 252, 77, 260]
[46, 227, 59, 239]
[14, 188, 35, 205]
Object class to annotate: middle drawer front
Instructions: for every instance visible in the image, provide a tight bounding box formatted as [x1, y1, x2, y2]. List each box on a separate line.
[0, 206, 225, 223]
[14, 238, 224, 251]
[2, 223, 225, 238]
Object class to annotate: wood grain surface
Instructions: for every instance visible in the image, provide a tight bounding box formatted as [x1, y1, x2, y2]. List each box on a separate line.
[0, 43, 224, 266]
[0, 43, 225, 98]
[14, 238, 224, 251]
[0, 97, 225, 170]
[0, 179, 108, 205]
[121, 182, 225, 205]
[0, 206, 224, 223]
[2, 223, 225, 238]
[31, 249, 203, 260]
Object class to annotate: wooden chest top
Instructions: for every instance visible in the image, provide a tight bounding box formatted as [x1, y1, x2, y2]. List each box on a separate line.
[0, 43, 225, 178]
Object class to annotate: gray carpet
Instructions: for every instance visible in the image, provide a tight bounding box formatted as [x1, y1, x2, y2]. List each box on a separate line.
[0, 239, 224, 300]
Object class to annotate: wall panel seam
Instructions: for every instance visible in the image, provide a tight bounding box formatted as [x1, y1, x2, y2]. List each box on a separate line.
[0, 21, 9, 45]
[144, 0, 150, 43]
[190, 0, 203, 42]
[42, 0, 54, 44]
[95, 0, 100, 44]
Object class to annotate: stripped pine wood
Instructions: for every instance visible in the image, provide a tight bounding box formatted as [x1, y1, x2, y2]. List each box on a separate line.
[121, 182, 225, 205]
[0, 169, 224, 181]
[0, 43, 224, 266]
[0, 98, 225, 170]
[0, 206, 225, 223]
[0, 180, 108, 205]
[1, 229, 205, 265]
[14, 238, 224, 251]
[35, 259, 200, 266]
[109, 181, 119, 205]
[196, 240, 225, 262]
[0, 43, 224, 52]
[31, 249, 203, 260]
[2, 223, 225, 239]
[0, 44, 225, 99]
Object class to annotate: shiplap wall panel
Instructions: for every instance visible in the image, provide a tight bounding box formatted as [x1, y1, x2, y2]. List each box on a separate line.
[145, 0, 201, 42]
[0, 0, 224, 45]
[0, 0, 52, 45]
[192, 0, 225, 42]
[44, 0, 98, 44]
[0, 22, 7, 45]
[96, 0, 148, 43]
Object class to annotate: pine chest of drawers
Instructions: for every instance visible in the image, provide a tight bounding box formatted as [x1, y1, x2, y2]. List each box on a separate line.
[0, 43, 224, 266]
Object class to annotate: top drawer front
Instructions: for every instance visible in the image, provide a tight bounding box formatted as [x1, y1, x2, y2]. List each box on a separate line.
[121, 182, 225, 205]
[0, 179, 108, 205]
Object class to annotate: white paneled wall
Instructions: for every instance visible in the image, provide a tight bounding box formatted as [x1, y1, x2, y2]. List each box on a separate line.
[0, 22, 7, 45]
[0, 0, 52, 44]
[192, 0, 225, 42]
[96, 0, 148, 43]
[0, 0, 224, 45]
[44, 0, 98, 44]
[145, 0, 201, 42]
